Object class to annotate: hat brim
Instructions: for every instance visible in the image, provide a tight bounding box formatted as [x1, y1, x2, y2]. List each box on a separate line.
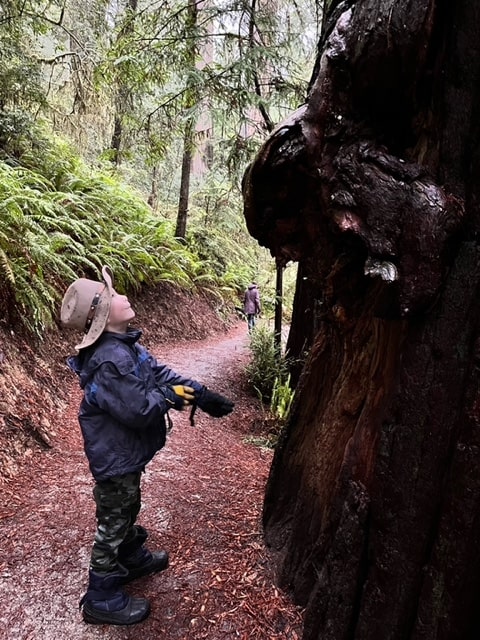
[74, 266, 114, 350]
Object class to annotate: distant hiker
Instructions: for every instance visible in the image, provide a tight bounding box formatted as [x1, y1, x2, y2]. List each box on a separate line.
[243, 282, 261, 333]
[60, 265, 234, 626]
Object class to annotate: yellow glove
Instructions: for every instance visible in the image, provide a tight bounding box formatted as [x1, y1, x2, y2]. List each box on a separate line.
[171, 385, 195, 406]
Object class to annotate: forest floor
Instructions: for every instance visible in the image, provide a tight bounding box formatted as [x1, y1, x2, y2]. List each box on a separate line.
[0, 286, 304, 639]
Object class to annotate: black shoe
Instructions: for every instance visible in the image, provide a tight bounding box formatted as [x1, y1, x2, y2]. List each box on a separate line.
[82, 595, 150, 625]
[121, 549, 169, 583]
[80, 568, 150, 625]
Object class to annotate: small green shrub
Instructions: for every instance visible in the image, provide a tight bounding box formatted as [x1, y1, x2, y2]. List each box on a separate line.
[246, 325, 291, 402]
[244, 326, 295, 450]
[270, 373, 294, 420]
[246, 325, 278, 400]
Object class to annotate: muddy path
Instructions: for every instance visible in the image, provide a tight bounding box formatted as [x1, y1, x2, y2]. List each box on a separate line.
[0, 322, 303, 639]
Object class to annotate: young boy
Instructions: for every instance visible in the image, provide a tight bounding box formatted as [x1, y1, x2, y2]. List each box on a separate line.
[61, 265, 234, 626]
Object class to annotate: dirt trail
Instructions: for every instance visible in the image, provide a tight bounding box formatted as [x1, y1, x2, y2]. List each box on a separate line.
[0, 322, 303, 639]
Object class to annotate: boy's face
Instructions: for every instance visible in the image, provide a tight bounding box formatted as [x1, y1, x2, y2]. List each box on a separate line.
[104, 289, 135, 332]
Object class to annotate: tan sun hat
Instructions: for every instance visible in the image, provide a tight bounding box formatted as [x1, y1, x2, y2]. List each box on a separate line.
[61, 265, 114, 350]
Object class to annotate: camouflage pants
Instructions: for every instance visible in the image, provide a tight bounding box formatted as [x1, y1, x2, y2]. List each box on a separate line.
[90, 471, 142, 572]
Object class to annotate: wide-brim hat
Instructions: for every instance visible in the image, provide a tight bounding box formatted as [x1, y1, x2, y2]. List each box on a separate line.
[60, 265, 114, 350]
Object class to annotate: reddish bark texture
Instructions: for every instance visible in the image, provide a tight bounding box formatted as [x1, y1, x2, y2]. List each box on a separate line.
[243, 1, 480, 639]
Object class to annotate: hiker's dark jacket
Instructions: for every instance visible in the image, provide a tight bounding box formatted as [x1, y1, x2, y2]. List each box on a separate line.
[67, 328, 202, 481]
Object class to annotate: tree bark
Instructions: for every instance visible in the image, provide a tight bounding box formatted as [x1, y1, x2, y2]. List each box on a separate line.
[174, 0, 199, 240]
[274, 261, 283, 354]
[175, 117, 195, 239]
[110, 0, 137, 166]
[243, 1, 480, 639]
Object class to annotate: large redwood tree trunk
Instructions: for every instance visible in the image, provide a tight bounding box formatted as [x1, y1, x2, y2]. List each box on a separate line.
[242, 2, 480, 639]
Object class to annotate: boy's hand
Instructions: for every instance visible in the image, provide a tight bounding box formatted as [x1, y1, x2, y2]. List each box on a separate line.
[196, 387, 234, 417]
[162, 385, 195, 410]
[171, 385, 195, 405]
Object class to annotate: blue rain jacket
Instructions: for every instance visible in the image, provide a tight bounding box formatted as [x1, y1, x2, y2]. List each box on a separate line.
[67, 328, 203, 481]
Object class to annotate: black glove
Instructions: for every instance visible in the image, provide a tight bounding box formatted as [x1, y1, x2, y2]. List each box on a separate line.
[196, 387, 234, 417]
[161, 385, 194, 410]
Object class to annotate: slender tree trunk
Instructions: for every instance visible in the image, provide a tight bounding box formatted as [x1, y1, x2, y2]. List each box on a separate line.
[174, 0, 199, 240]
[147, 165, 159, 210]
[110, 0, 137, 166]
[248, 0, 274, 133]
[243, 1, 480, 638]
[274, 261, 283, 354]
[175, 117, 195, 239]
[111, 113, 123, 165]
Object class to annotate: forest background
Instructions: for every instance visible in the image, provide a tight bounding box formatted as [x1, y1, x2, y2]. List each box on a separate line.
[0, 0, 322, 339]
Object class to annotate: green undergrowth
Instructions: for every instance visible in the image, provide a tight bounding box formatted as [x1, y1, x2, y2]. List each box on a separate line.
[0, 127, 252, 337]
[244, 325, 295, 449]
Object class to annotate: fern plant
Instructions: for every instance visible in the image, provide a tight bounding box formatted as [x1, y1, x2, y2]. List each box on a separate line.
[0, 127, 253, 337]
[270, 373, 294, 420]
[245, 325, 291, 402]
[244, 326, 295, 450]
